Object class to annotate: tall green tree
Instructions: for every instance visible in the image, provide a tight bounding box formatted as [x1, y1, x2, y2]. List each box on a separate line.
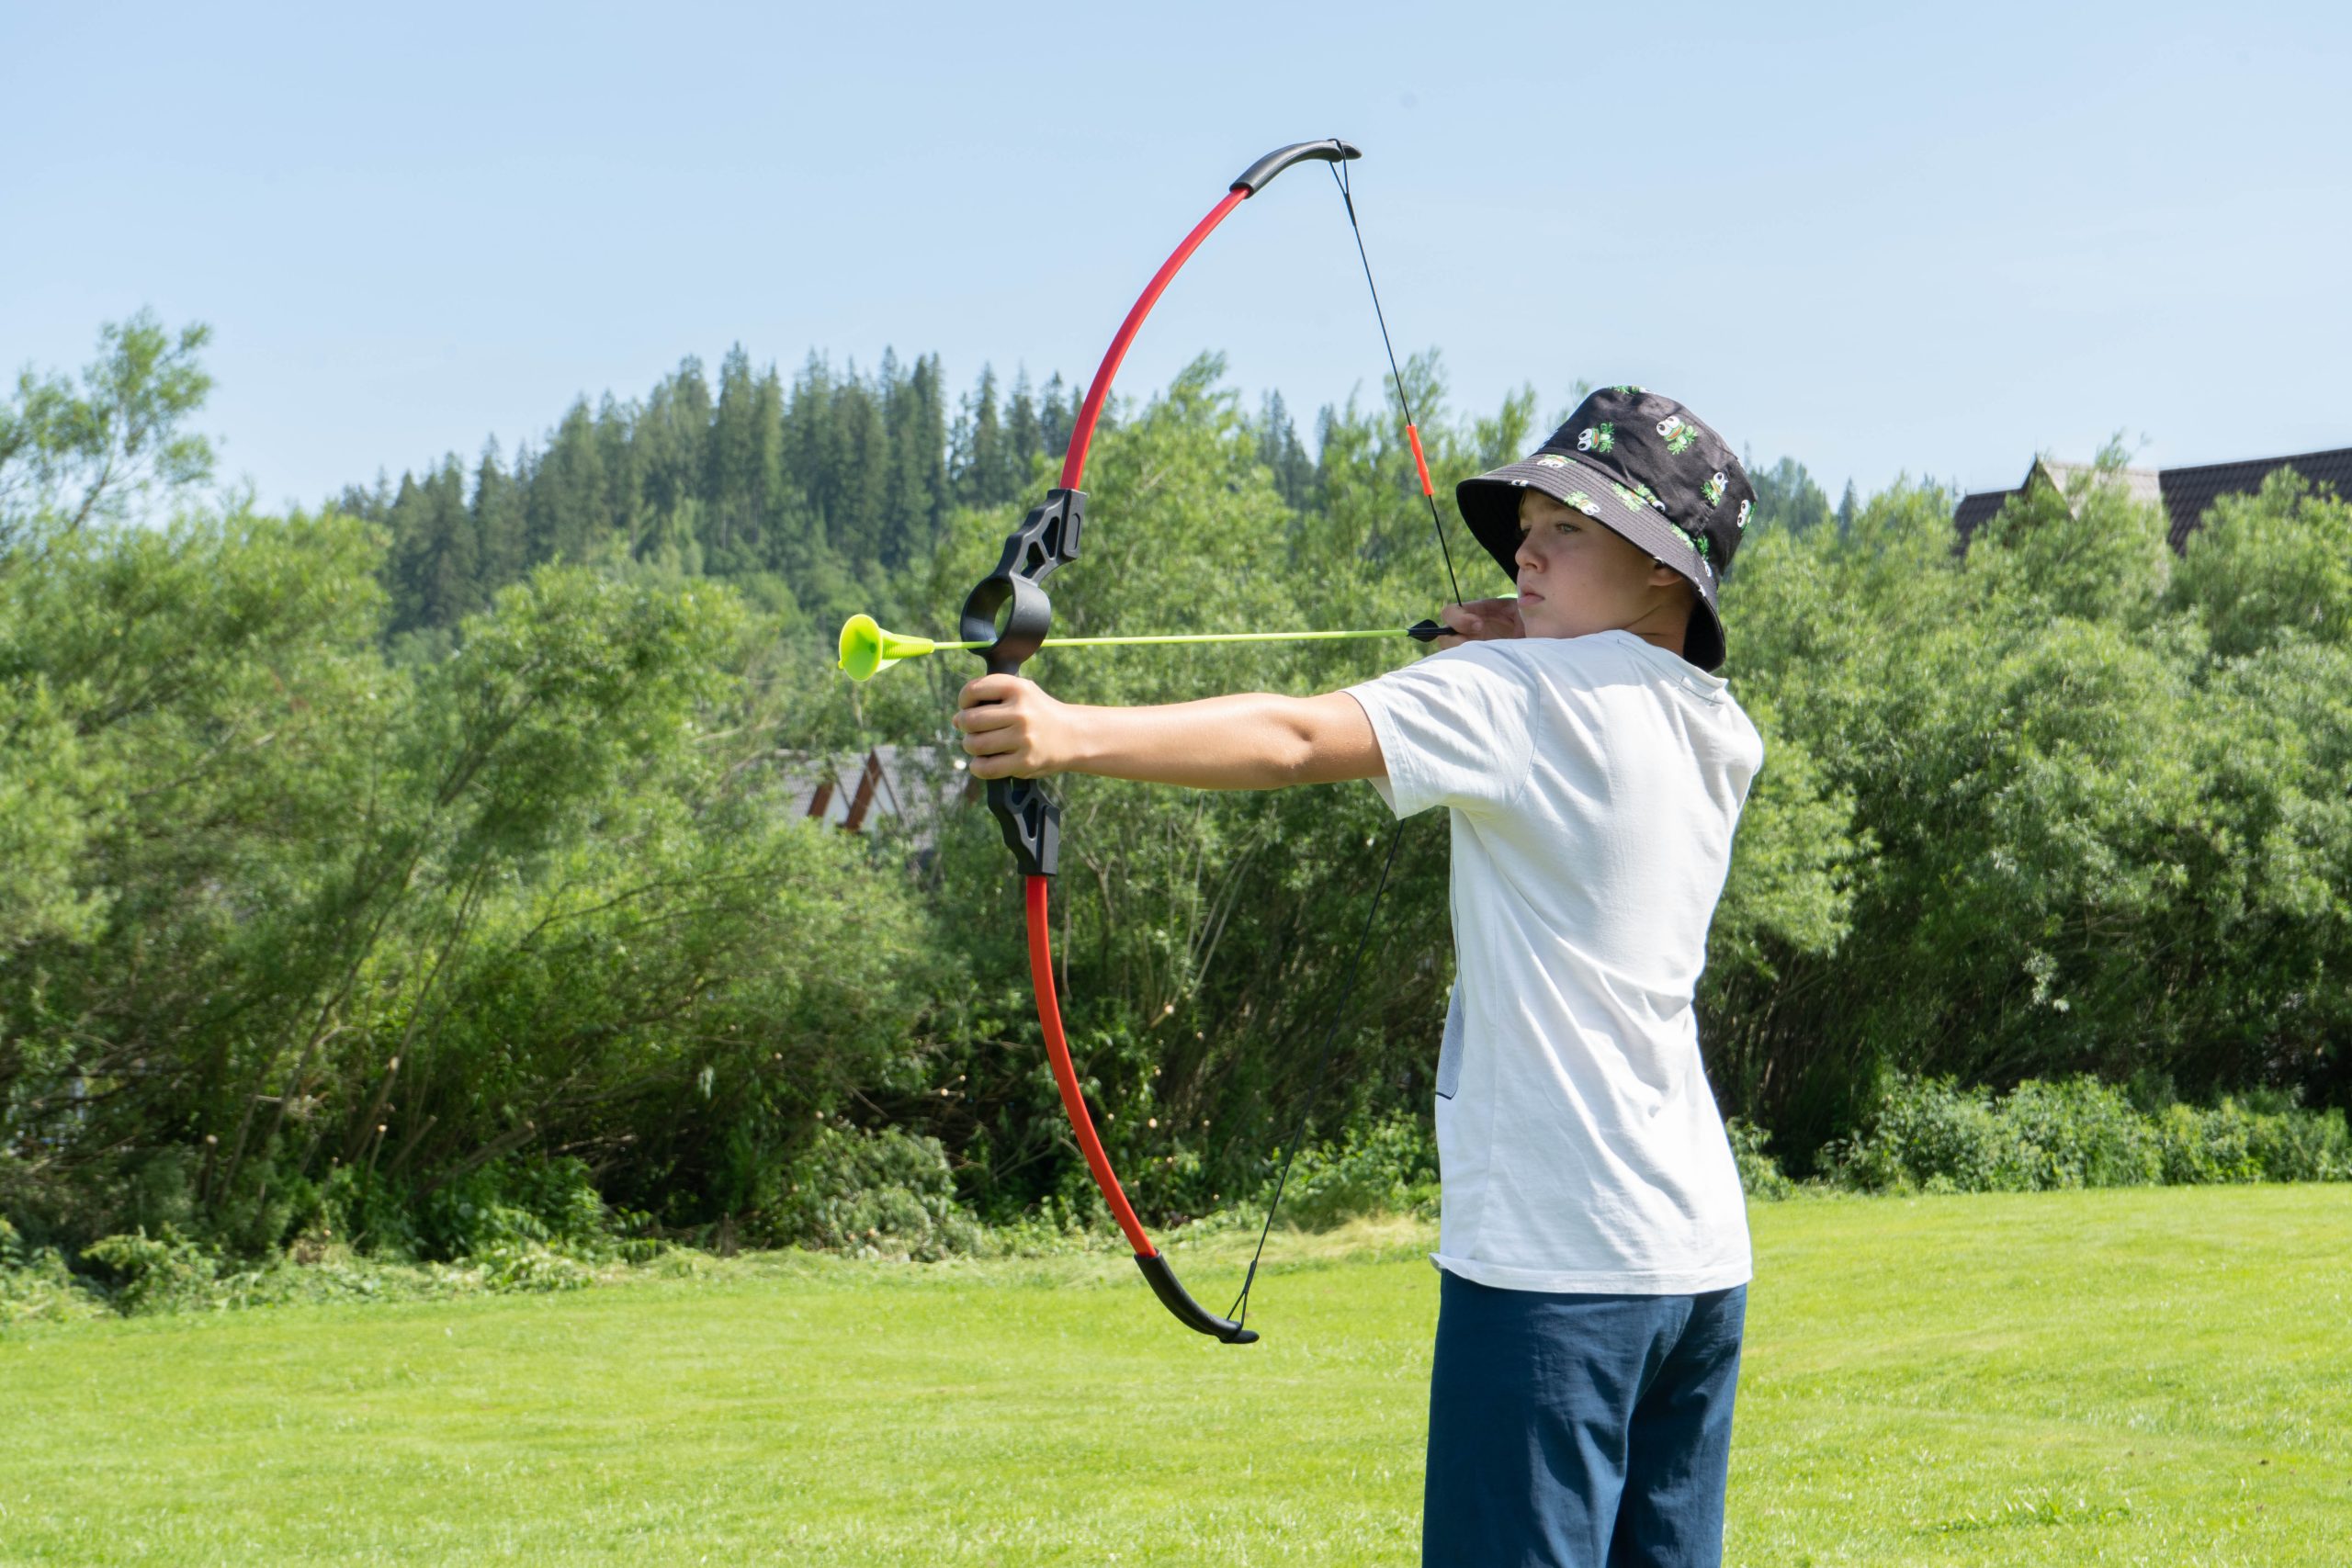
[384, 457, 477, 635]
[471, 439, 525, 591]
[954, 365, 1009, 508]
[0, 310, 214, 555]
[525, 400, 607, 566]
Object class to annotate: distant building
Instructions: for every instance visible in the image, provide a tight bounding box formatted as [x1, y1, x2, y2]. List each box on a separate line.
[1952, 446, 2352, 554]
[785, 744, 968, 850]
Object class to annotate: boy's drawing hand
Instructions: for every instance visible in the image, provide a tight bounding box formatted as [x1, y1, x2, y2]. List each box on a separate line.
[956, 674, 1075, 780]
[1435, 597, 1524, 648]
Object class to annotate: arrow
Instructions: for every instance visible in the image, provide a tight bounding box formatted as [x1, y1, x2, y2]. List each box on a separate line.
[835, 613, 1447, 682]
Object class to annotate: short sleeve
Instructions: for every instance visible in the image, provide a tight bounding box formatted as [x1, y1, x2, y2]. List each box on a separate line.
[1345, 644, 1537, 819]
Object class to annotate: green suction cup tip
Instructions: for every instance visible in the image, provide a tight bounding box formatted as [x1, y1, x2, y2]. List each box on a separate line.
[838, 615, 888, 682]
[838, 615, 941, 681]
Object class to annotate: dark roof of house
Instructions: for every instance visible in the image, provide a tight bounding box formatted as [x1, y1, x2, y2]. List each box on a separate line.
[784, 743, 966, 849]
[1951, 488, 2020, 547]
[1953, 445, 2352, 553]
[2155, 446, 2352, 551]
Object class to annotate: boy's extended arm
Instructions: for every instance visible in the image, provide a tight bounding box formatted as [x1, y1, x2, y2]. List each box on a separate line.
[955, 675, 1385, 790]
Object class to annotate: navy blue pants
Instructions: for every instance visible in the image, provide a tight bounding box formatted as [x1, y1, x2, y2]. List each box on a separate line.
[1422, 1271, 1747, 1567]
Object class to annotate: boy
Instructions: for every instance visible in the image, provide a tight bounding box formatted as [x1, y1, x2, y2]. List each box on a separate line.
[955, 387, 1764, 1567]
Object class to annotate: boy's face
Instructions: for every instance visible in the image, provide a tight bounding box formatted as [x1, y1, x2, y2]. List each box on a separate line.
[1512, 490, 1694, 645]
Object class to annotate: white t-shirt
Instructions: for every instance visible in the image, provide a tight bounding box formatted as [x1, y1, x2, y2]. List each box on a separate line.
[1346, 629, 1764, 1295]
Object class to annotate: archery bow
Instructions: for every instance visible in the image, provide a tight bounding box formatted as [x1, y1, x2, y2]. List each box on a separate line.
[959, 139, 1460, 1343]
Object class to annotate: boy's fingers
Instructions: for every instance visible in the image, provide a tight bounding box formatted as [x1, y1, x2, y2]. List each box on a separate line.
[958, 673, 1024, 709]
[1438, 599, 1519, 643]
[956, 701, 1012, 734]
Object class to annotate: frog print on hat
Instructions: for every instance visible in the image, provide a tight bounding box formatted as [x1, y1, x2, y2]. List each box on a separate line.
[1657, 415, 1699, 456]
[1701, 471, 1728, 507]
[1575, 423, 1616, 455]
[1611, 479, 1667, 514]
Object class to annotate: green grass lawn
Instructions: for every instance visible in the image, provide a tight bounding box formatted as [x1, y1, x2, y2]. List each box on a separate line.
[1, 1185, 2345, 1565]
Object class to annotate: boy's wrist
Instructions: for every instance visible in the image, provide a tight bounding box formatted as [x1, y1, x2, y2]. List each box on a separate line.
[1060, 702, 1104, 776]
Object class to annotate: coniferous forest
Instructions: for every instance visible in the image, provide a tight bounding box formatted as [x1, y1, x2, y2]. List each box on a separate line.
[3, 313, 2347, 1284]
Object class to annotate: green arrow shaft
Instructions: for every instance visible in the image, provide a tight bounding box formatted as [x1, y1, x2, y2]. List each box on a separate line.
[939, 626, 1412, 651]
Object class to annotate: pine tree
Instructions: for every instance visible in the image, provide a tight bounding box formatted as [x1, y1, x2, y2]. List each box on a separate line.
[706, 345, 764, 574]
[595, 392, 640, 561]
[1258, 390, 1317, 512]
[640, 358, 712, 520]
[386, 456, 478, 633]
[1007, 369, 1041, 480]
[786, 353, 833, 536]
[1744, 449, 1835, 536]
[958, 365, 1007, 507]
[1040, 373, 1074, 459]
[910, 355, 946, 539]
[838, 367, 889, 557]
[525, 400, 606, 565]
[471, 438, 525, 591]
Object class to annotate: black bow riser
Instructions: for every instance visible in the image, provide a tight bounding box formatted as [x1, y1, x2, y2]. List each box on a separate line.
[958, 489, 1085, 878]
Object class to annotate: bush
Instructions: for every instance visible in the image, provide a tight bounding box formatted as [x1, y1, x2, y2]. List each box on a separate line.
[2243, 1100, 2352, 1181]
[0, 1217, 106, 1328]
[2155, 1097, 2352, 1184]
[1827, 1077, 2010, 1193]
[410, 1157, 615, 1262]
[79, 1225, 223, 1315]
[1995, 1077, 2164, 1190]
[1727, 1118, 1796, 1201]
[1261, 1113, 1441, 1231]
[759, 1122, 985, 1261]
[1829, 1074, 2350, 1194]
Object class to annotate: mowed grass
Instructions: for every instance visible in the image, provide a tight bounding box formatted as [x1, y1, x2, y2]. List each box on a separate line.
[1, 1186, 2345, 1566]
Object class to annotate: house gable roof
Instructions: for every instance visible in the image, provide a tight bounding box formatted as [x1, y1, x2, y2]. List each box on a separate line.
[2155, 446, 2352, 551]
[1953, 445, 2352, 552]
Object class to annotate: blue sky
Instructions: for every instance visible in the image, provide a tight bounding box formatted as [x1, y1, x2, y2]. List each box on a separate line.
[5, 1, 2347, 515]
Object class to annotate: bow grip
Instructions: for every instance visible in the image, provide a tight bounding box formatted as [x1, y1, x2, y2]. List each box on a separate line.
[958, 489, 1085, 671]
[959, 489, 1085, 878]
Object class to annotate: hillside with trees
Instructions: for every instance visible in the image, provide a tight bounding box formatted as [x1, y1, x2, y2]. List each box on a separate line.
[3, 315, 2346, 1281]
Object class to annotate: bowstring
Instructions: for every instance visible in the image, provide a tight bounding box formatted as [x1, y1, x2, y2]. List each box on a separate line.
[1332, 155, 1464, 607]
[1227, 154, 1462, 1334]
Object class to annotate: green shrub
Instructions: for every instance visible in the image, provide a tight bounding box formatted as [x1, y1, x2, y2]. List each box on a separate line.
[1727, 1118, 1797, 1200]
[760, 1122, 985, 1261]
[78, 1225, 223, 1315]
[2243, 1101, 2352, 1181]
[2156, 1097, 2352, 1184]
[1831, 1074, 2349, 1194]
[462, 1243, 600, 1293]
[1827, 1077, 2010, 1193]
[413, 1156, 614, 1262]
[1261, 1113, 1441, 1231]
[1996, 1077, 2163, 1190]
[0, 1217, 106, 1328]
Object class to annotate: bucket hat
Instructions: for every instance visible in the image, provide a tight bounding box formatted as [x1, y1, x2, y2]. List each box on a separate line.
[1453, 387, 1754, 671]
